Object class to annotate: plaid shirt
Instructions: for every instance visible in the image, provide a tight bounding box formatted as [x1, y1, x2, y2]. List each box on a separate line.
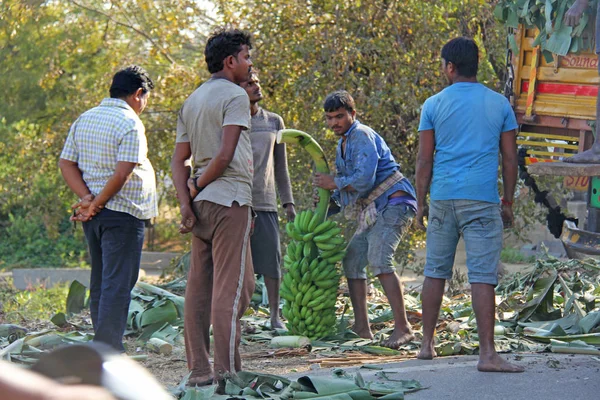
[60, 98, 158, 220]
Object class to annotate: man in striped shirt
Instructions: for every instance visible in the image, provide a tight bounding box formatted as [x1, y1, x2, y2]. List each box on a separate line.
[59, 65, 157, 352]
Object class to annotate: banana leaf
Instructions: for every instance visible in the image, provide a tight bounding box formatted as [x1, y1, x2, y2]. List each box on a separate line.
[579, 311, 600, 334]
[136, 281, 185, 317]
[51, 312, 68, 328]
[150, 323, 183, 344]
[296, 376, 370, 399]
[180, 386, 216, 400]
[66, 279, 87, 315]
[140, 300, 178, 327]
[544, 0, 553, 34]
[559, 275, 586, 319]
[525, 332, 600, 344]
[550, 339, 600, 355]
[518, 270, 558, 321]
[545, 25, 573, 56]
[518, 313, 581, 335]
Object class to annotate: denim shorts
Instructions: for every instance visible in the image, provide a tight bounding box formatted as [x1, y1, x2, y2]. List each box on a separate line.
[343, 204, 415, 279]
[424, 200, 502, 286]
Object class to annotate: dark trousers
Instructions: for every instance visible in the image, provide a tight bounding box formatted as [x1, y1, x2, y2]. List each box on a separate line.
[83, 208, 145, 352]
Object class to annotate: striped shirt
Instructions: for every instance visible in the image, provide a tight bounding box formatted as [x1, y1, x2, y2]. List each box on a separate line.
[60, 98, 158, 220]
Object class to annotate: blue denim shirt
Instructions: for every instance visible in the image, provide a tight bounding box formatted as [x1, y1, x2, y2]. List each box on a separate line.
[331, 121, 416, 213]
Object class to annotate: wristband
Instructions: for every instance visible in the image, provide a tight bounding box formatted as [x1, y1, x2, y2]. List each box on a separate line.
[501, 198, 513, 206]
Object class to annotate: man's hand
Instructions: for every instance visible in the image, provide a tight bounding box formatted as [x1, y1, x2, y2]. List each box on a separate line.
[284, 203, 296, 221]
[313, 173, 337, 190]
[71, 194, 102, 222]
[565, 0, 589, 26]
[501, 203, 514, 229]
[178, 203, 197, 234]
[415, 205, 428, 231]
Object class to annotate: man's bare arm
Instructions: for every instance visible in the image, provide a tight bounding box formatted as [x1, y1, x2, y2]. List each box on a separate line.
[415, 129, 435, 229]
[171, 142, 196, 234]
[565, 0, 589, 26]
[500, 129, 518, 228]
[58, 159, 91, 199]
[171, 142, 193, 207]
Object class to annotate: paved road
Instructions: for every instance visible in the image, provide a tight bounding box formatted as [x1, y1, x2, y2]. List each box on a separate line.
[288, 353, 600, 400]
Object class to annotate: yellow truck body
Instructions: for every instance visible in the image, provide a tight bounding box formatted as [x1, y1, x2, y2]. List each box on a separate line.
[512, 25, 598, 190]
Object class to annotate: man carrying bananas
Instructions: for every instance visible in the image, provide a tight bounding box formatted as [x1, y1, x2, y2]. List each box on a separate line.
[313, 90, 417, 349]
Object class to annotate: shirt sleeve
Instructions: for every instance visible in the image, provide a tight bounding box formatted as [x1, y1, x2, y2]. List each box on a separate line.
[117, 123, 147, 164]
[60, 121, 79, 162]
[418, 98, 434, 131]
[224, 94, 251, 129]
[502, 100, 519, 132]
[176, 105, 190, 143]
[333, 131, 378, 197]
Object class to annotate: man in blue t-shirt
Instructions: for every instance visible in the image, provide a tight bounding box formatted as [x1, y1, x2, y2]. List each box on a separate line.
[415, 37, 523, 372]
[314, 90, 417, 349]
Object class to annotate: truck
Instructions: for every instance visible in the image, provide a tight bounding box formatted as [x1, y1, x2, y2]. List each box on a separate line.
[508, 21, 600, 257]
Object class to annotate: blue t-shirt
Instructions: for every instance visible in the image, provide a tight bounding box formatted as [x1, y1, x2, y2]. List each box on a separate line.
[332, 121, 417, 213]
[418, 82, 518, 203]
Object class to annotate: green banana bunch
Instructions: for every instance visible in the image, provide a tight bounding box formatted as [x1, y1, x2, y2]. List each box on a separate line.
[280, 213, 346, 339]
[277, 129, 346, 340]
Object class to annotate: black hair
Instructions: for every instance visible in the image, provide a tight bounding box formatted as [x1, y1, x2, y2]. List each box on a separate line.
[441, 37, 479, 78]
[248, 69, 259, 80]
[109, 65, 154, 99]
[323, 90, 355, 113]
[205, 29, 253, 74]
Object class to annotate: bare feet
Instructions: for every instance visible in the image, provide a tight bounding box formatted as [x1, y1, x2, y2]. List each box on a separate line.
[271, 317, 285, 330]
[564, 146, 600, 164]
[381, 328, 415, 349]
[477, 352, 524, 373]
[187, 178, 199, 199]
[352, 324, 374, 340]
[417, 341, 436, 360]
[187, 374, 214, 387]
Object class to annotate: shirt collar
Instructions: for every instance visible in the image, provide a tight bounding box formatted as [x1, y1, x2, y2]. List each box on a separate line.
[100, 98, 135, 113]
[343, 120, 360, 137]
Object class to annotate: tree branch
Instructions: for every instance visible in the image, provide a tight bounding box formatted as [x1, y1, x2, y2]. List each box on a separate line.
[69, 0, 175, 65]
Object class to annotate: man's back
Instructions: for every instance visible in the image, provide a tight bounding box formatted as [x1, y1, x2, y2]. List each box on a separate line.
[61, 98, 156, 219]
[176, 78, 253, 207]
[419, 82, 517, 203]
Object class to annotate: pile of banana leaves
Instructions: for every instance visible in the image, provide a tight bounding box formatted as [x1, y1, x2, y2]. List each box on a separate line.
[495, 0, 597, 57]
[175, 370, 423, 400]
[2, 254, 600, 398]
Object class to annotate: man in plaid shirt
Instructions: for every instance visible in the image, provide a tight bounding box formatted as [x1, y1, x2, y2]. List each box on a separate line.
[59, 65, 157, 352]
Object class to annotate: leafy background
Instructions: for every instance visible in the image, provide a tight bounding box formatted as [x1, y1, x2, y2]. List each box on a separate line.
[0, 0, 518, 270]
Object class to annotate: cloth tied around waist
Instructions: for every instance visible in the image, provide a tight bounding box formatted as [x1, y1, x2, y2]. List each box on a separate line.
[343, 170, 404, 234]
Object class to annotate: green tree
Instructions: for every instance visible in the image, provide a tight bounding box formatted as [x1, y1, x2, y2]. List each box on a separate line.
[0, 0, 211, 268]
[217, 0, 508, 265]
[0, 0, 511, 269]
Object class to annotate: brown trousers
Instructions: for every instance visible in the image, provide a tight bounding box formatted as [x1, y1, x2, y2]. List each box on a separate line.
[184, 201, 255, 380]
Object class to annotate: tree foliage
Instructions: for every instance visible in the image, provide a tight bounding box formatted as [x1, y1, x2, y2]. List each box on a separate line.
[0, 0, 507, 268]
